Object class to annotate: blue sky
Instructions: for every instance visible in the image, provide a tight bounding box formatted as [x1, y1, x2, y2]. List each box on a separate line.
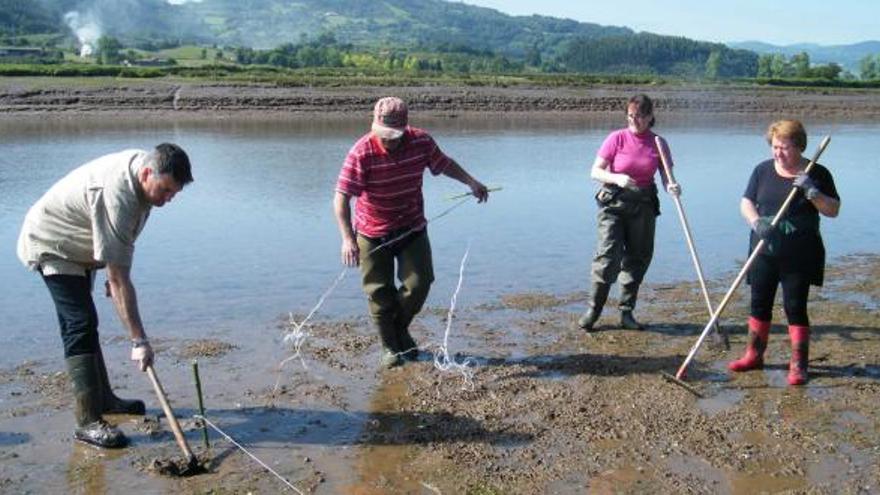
[462, 0, 877, 46]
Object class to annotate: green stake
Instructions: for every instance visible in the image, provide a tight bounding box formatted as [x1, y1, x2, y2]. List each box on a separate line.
[192, 360, 210, 449]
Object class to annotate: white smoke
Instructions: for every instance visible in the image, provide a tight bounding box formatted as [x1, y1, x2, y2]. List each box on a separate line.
[64, 11, 102, 58]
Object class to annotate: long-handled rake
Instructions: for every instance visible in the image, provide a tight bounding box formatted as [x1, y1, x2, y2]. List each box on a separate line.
[655, 136, 728, 350]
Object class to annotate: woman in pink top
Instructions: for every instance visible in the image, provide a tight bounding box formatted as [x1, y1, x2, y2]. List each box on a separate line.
[578, 94, 680, 331]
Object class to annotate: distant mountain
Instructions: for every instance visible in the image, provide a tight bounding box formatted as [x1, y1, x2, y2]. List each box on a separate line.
[1, 0, 210, 45]
[0, 0, 59, 35]
[178, 0, 634, 57]
[3, 0, 632, 59]
[0, 0, 782, 78]
[728, 40, 880, 73]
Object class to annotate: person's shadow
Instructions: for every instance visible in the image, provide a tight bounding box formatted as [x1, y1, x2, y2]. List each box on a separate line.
[472, 352, 685, 379]
[133, 405, 533, 472]
[450, 322, 880, 385]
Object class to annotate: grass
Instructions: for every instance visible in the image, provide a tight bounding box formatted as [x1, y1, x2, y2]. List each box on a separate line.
[2, 61, 879, 91]
[156, 45, 213, 60]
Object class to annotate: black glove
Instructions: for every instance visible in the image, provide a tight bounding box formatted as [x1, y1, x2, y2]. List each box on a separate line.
[752, 217, 777, 241]
[793, 172, 819, 200]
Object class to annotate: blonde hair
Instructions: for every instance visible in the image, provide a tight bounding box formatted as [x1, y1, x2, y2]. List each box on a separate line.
[766, 120, 807, 151]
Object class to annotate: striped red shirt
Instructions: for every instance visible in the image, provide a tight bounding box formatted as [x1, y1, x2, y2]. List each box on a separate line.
[336, 127, 452, 238]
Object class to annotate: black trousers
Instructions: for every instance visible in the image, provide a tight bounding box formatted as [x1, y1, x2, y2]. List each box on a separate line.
[42, 273, 101, 358]
[749, 254, 811, 326]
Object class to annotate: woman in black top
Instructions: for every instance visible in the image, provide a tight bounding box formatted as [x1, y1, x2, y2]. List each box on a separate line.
[728, 120, 840, 386]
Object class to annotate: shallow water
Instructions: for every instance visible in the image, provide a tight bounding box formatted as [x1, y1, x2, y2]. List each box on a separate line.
[1, 116, 876, 364]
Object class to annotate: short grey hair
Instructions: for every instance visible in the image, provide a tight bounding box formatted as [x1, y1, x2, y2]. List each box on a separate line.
[146, 143, 193, 185]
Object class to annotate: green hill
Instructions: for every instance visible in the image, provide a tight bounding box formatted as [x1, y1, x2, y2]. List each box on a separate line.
[179, 0, 633, 59]
[0, 0, 60, 35]
[3, 0, 762, 77]
[560, 33, 757, 77]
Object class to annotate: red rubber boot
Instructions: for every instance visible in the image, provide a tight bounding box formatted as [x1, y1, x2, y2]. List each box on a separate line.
[787, 325, 810, 386]
[728, 317, 771, 372]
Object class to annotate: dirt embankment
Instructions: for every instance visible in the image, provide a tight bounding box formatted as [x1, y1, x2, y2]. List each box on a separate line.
[2, 78, 880, 119]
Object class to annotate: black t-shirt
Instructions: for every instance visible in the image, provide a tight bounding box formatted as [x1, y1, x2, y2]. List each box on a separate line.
[743, 159, 839, 285]
[744, 159, 839, 218]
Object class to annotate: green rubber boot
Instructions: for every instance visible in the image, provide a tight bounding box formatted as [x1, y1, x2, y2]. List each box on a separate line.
[95, 347, 145, 415]
[66, 354, 129, 449]
[376, 321, 403, 369]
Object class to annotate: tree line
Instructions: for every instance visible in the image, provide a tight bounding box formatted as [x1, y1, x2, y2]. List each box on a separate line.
[756, 52, 843, 80]
[231, 33, 522, 74]
[5, 29, 879, 83]
[859, 54, 880, 80]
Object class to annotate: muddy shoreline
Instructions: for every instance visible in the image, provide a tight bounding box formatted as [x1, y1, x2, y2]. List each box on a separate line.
[2, 78, 880, 120]
[1, 254, 878, 493]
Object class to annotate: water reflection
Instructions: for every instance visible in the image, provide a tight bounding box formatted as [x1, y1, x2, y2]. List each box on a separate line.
[354, 375, 419, 494]
[1, 117, 876, 366]
[66, 446, 109, 494]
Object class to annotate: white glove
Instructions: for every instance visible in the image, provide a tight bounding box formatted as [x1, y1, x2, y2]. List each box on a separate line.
[613, 174, 635, 189]
[131, 341, 154, 372]
[666, 182, 682, 196]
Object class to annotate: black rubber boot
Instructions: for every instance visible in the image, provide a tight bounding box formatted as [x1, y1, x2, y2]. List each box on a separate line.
[66, 354, 129, 449]
[620, 310, 645, 330]
[578, 283, 609, 331]
[619, 283, 645, 330]
[397, 330, 419, 362]
[95, 347, 145, 415]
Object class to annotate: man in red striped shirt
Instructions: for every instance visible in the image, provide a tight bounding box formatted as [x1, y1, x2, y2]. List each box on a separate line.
[334, 96, 489, 368]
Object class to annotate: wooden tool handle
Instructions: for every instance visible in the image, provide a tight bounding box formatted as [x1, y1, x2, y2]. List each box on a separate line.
[147, 365, 195, 461]
[654, 136, 676, 185]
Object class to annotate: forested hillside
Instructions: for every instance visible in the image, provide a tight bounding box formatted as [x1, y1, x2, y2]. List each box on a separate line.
[560, 33, 757, 77]
[0, 0, 59, 34]
[179, 0, 633, 58]
[2, 0, 852, 79]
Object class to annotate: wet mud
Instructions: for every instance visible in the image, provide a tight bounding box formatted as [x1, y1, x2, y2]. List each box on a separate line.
[140, 453, 209, 477]
[0, 254, 878, 493]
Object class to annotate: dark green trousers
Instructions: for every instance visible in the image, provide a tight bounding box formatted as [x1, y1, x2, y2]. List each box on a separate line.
[590, 186, 658, 311]
[358, 229, 434, 342]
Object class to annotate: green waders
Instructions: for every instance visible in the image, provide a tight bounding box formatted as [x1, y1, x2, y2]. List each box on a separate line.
[358, 229, 433, 367]
[585, 184, 658, 329]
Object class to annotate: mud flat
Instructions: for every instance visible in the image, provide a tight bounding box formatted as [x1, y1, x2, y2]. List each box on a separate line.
[2, 77, 880, 121]
[0, 254, 878, 493]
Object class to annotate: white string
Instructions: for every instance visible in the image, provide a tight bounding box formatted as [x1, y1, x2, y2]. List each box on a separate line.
[276, 195, 474, 370]
[432, 243, 477, 390]
[194, 414, 304, 494]
[281, 268, 350, 368]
